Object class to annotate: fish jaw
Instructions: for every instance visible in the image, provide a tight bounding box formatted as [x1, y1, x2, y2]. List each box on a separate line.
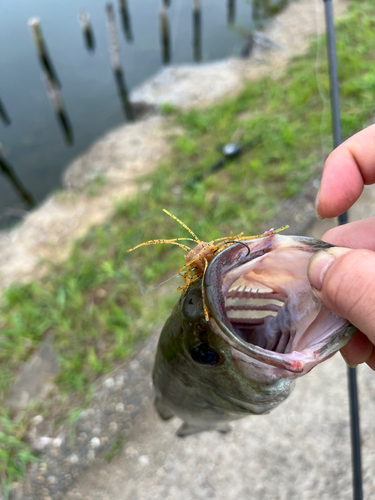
[204, 233, 357, 377]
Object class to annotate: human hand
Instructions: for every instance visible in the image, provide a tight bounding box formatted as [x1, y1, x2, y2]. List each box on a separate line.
[307, 124, 375, 370]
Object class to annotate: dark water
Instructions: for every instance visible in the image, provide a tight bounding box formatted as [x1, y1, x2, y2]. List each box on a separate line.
[0, 0, 288, 227]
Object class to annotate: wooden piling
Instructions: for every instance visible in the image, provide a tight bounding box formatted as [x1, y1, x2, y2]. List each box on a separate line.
[118, 0, 133, 43]
[44, 74, 74, 145]
[0, 145, 35, 208]
[28, 17, 73, 145]
[28, 17, 61, 88]
[159, 5, 170, 65]
[0, 97, 11, 126]
[106, 3, 134, 121]
[78, 10, 95, 51]
[106, 4, 122, 72]
[114, 68, 134, 121]
[228, 0, 235, 25]
[193, 0, 202, 62]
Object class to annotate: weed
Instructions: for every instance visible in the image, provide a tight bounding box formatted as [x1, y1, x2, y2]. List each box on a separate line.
[103, 434, 127, 463]
[0, 412, 38, 497]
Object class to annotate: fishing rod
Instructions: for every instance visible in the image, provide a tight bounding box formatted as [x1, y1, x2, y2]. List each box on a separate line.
[323, 1, 363, 499]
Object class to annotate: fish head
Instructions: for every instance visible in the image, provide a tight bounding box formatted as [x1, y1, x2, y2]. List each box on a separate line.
[153, 233, 357, 436]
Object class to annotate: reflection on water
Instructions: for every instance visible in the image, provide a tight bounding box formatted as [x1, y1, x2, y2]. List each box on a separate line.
[228, 0, 236, 25]
[0, 0, 290, 227]
[0, 147, 35, 208]
[119, 0, 133, 43]
[159, 5, 171, 65]
[193, 0, 202, 62]
[106, 3, 134, 121]
[0, 97, 11, 126]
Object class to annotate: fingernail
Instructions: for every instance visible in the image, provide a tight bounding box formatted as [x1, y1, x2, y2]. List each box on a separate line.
[308, 251, 334, 290]
[315, 190, 325, 220]
[308, 247, 351, 291]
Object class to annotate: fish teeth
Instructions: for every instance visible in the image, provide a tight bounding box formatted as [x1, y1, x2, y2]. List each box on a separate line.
[228, 283, 274, 294]
[251, 285, 273, 293]
[225, 297, 284, 308]
[227, 309, 278, 320]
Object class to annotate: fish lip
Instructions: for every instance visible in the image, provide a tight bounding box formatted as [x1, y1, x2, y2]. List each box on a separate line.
[204, 234, 356, 373]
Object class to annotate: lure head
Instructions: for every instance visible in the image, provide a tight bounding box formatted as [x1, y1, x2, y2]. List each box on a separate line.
[152, 233, 357, 437]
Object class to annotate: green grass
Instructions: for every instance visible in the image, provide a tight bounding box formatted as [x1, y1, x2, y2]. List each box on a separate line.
[1, 0, 375, 487]
[0, 413, 38, 496]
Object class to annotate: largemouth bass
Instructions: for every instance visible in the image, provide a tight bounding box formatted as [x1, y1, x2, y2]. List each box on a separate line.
[152, 233, 357, 437]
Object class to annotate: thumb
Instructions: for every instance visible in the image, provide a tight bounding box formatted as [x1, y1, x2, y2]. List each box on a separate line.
[307, 247, 375, 345]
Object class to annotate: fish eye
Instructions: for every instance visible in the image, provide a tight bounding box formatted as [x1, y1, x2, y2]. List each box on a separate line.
[190, 343, 220, 365]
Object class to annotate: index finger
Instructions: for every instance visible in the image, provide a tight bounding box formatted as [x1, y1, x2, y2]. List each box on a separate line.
[317, 124, 375, 219]
[321, 217, 375, 250]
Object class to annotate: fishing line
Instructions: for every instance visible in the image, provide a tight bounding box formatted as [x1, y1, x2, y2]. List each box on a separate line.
[314, 0, 329, 165]
[220, 240, 251, 257]
[132, 271, 180, 296]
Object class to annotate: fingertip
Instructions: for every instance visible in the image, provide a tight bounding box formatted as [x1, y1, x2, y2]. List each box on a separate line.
[340, 331, 374, 367]
[315, 190, 324, 220]
[318, 145, 364, 218]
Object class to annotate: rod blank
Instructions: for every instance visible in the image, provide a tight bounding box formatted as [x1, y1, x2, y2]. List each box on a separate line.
[323, 1, 363, 499]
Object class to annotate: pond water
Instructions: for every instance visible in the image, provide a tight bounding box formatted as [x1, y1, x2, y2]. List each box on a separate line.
[0, 0, 289, 227]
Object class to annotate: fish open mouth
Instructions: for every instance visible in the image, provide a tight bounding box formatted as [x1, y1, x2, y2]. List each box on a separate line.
[225, 282, 290, 353]
[204, 234, 356, 369]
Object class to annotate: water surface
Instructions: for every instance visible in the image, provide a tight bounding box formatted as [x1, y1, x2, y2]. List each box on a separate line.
[0, 0, 289, 226]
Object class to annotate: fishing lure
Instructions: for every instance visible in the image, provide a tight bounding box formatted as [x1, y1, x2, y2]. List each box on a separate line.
[127, 210, 289, 321]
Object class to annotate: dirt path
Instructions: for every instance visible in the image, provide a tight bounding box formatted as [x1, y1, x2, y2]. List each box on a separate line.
[65, 186, 375, 500]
